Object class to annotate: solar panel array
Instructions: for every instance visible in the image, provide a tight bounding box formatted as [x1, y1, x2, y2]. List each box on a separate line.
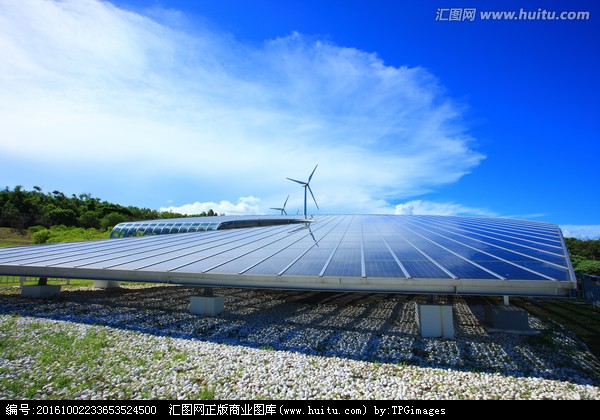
[0, 215, 576, 297]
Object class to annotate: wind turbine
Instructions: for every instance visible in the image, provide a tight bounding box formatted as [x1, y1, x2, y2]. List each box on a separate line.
[287, 164, 319, 219]
[270, 195, 289, 215]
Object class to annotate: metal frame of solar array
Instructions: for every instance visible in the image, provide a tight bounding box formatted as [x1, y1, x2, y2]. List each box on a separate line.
[0, 215, 577, 297]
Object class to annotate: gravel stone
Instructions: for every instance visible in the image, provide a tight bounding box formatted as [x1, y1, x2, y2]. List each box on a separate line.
[0, 285, 598, 400]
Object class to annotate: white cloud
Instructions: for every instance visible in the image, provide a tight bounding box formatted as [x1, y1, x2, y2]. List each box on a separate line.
[394, 200, 497, 217]
[161, 196, 262, 216]
[0, 0, 484, 214]
[559, 225, 600, 240]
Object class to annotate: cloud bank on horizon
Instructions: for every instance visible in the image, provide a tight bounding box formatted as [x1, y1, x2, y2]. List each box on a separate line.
[0, 1, 597, 239]
[0, 0, 482, 210]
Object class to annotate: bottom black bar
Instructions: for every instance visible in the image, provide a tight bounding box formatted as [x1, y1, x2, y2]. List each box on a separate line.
[0, 400, 578, 417]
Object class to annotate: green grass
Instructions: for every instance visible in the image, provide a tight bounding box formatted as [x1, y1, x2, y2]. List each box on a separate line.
[512, 297, 600, 360]
[0, 317, 114, 398]
[0, 315, 220, 399]
[193, 387, 216, 400]
[0, 278, 155, 288]
[0, 227, 32, 247]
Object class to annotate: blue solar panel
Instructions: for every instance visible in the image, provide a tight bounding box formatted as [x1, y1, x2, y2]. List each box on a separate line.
[365, 260, 407, 278]
[401, 260, 452, 279]
[0, 214, 577, 297]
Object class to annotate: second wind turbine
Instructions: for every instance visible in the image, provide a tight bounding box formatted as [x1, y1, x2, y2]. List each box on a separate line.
[287, 164, 319, 220]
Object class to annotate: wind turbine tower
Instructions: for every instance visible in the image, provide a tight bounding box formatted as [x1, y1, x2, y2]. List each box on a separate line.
[287, 164, 319, 219]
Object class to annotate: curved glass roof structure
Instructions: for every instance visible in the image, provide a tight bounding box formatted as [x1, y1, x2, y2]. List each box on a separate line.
[110, 215, 306, 238]
[0, 215, 577, 297]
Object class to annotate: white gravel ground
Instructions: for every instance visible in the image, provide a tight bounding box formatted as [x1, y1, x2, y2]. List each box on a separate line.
[1, 284, 599, 400]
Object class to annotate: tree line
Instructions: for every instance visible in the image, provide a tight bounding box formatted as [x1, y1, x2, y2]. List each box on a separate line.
[1, 185, 599, 274]
[564, 237, 600, 276]
[0, 185, 217, 232]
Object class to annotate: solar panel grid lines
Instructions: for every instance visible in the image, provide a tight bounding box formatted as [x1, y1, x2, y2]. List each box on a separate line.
[278, 215, 352, 277]
[172, 217, 334, 274]
[379, 236, 411, 278]
[206, 214, 343, 276]
[387, 219, 458, 280]
[50, 225, 256, 270]
[237, 219, 334, 274]
[0, 236, 147, 266]
[30, 225, 226, 271]
[375, 225, 451, 279]
[98, 231, 247, 270]
[403, 216, 568, 280]
[318, 216, 353, 277]
[0, 235, 133, 264]
[401, 217, 563, 281]
[360, 217, 367, 278]
[324, 249, 362, 277]
[49, 230, 230, 269]
[155, 222, 302, 272]
[428, 229, 566, 265]
[395, 218, 507, 281]
[362, 217, 411, 279]
[200, 225, 314, 274]
[420, 215, 564, 255]
[427, 215, 563, 249]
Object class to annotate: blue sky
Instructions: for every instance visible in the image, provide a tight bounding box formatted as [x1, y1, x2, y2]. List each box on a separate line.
[1, 0, 598, 239]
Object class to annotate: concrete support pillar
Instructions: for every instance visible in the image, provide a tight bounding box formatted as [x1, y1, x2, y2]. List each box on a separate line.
[503, 295, 510, 306]
[190, 290, 224, 315]
[21, 285, 61, 298]
[93, 280, 122, 289]
[485, 306, 530, 332]
[416, 303, 454, 338]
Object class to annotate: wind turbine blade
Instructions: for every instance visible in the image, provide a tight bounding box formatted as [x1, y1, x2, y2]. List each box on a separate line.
[283, 209, 287, 215]
[310, 230, 318, 246]
[287, 177, 306, 185]
[283, 195, 289, 207]
[308, 185, 319, 209]
[308, 164, 318, 183]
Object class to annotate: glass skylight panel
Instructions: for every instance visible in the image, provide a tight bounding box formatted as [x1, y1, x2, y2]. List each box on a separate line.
[170, 223, 183, 233]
